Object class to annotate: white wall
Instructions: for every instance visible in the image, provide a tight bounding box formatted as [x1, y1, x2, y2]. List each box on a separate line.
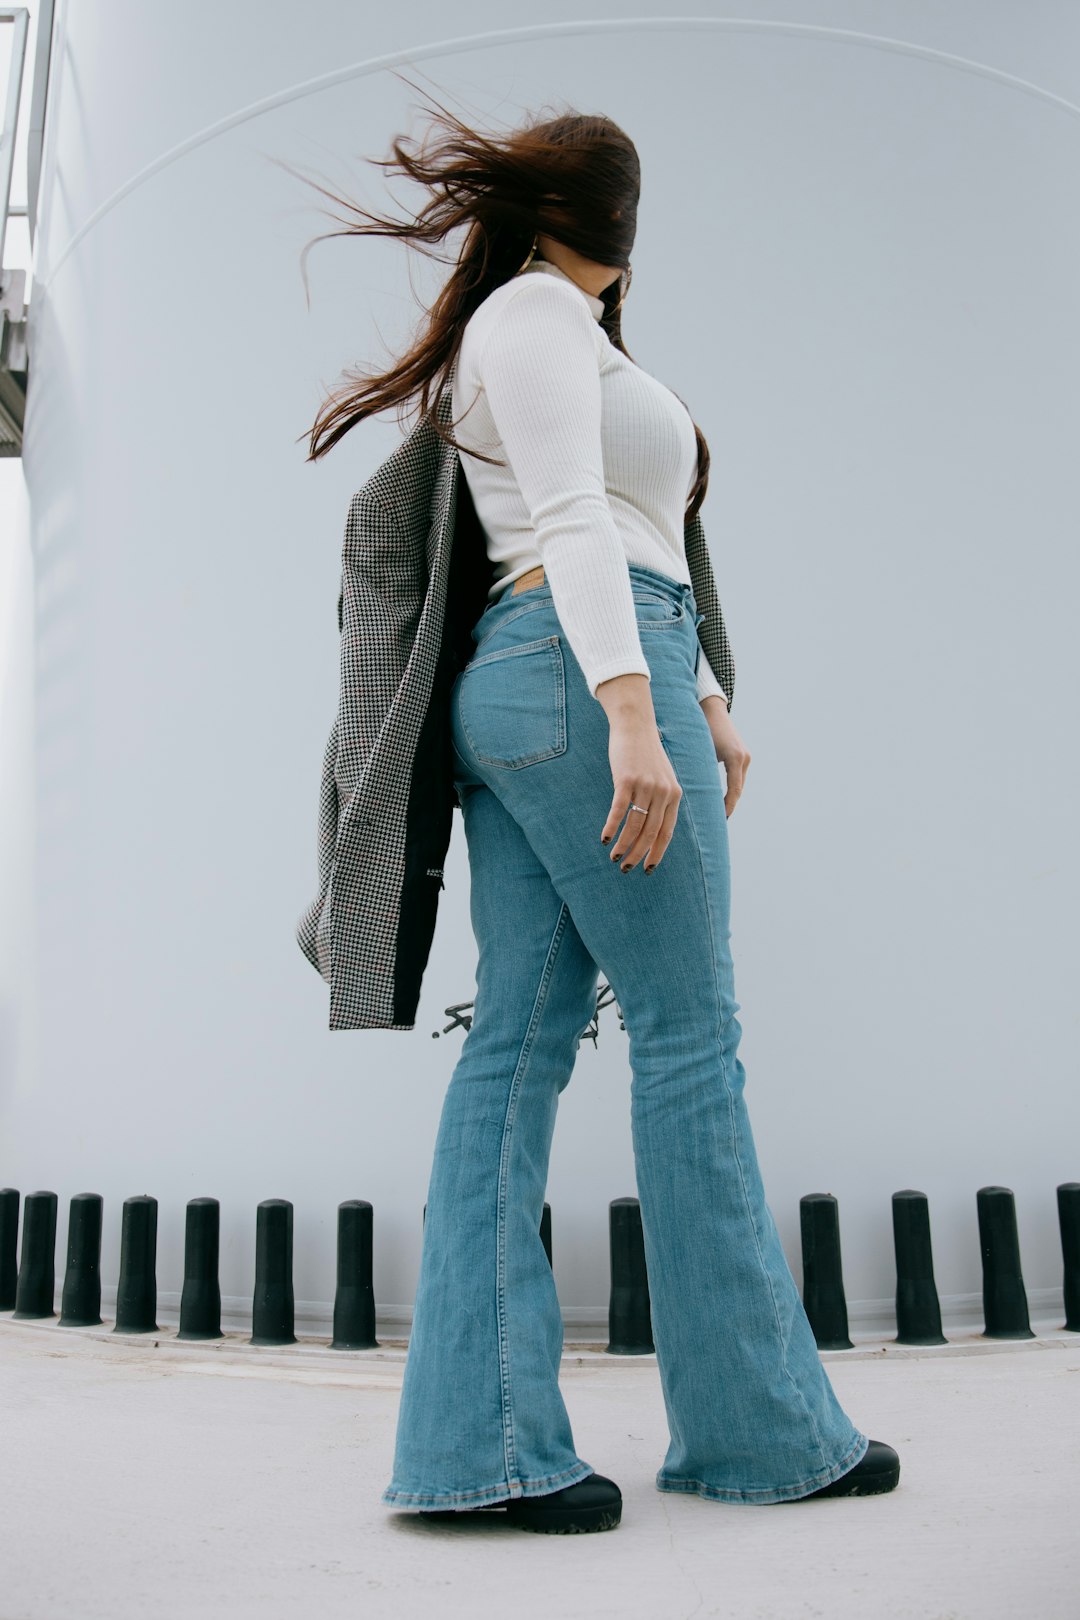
[6, 0, 1079, 1336]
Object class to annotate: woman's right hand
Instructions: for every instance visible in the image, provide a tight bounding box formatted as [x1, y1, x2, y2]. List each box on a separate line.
[596, 675, 682, 874]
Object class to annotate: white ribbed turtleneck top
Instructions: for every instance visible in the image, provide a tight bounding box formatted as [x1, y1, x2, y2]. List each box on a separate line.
[450, 257, 728, 705]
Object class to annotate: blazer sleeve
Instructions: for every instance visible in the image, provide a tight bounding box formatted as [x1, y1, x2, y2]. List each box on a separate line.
[685, 506, 735, 712]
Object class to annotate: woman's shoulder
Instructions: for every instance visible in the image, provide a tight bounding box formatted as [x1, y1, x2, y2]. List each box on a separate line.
[459, 272, 601, 372]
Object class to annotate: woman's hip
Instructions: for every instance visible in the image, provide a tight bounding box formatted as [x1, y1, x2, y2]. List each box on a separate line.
[450, 569, 728, 900]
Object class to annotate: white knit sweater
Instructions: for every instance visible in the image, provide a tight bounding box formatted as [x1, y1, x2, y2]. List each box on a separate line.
[451, 258, 728, 705]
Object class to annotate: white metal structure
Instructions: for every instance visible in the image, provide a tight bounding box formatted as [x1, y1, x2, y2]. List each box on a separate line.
[2, 3, 1078, 1342]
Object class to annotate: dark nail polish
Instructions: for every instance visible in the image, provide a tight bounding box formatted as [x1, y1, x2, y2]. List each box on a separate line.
[645, 865, 655, 873]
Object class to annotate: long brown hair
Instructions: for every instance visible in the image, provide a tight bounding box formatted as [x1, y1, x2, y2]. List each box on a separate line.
[281, 77, 710, 522]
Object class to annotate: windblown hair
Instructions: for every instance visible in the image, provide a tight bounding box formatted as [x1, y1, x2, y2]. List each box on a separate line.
[282, 76, 710, 521]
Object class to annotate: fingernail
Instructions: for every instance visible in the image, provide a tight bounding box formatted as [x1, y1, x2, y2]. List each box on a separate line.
[601, 835, 611, 845]
[645, 865, 655, 874]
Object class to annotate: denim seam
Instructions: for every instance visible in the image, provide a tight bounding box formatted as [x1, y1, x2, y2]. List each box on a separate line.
[673, 778, 832, 1478]
[494, 899, 574, 1486]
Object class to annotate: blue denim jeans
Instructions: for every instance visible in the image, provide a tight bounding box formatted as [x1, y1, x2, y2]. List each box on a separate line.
[380, 562, 869, 1508]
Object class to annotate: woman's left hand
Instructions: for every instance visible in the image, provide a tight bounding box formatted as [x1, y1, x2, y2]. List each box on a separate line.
[700, 696, 751, 818]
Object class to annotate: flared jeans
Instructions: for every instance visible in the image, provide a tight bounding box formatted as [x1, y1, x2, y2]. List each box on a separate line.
[380, 563, 869, 1508]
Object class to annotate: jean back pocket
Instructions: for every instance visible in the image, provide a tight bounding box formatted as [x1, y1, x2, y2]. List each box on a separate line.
[456, 634, 568, 770]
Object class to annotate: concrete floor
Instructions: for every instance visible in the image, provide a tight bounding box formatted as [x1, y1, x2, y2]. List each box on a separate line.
[1, 1313, 1076, 1620]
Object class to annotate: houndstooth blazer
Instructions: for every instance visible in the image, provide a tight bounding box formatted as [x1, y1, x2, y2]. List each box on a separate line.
[295, 365, 736, 1031]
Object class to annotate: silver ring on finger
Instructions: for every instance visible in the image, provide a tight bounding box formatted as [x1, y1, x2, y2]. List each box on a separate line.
[628, 802, 650, 814]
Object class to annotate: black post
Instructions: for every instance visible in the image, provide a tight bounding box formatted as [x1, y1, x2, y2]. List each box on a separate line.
[0, 1187, 21, 1310]
[13, 1190, 58, 1319]
[13, 1192, 58, 1315]
[331, 1200, 378, 1350]
[113, 1195, 159, 1334]
[251, 1199, 296, 1346]
[977, 1186, 1034, 1340]
[59, 1192, 104, 1328]
[1058, 1183, 1080, 1333]
[892, 1189, 947, 1345]
[800, 1193, 853, 1350]
[178, 1198, 222, 1341]
[607, 1197, 653, 1355]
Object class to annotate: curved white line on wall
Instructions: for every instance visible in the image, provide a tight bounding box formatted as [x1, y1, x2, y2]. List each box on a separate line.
[38, 17, 1080, 289]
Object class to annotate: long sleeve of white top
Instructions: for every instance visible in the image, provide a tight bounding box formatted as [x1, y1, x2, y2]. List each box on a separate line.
[476, 277, 654, 701]
[696, 647, 729, 707]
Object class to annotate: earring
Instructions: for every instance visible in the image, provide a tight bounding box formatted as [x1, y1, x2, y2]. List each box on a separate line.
[610, 260, 632, 315]
[517, 236, 539, 275]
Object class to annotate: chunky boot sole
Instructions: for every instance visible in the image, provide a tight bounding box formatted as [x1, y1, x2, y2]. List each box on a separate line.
[419, 1473, 623, 1533]
[795, 1440, 900, 1499]
[506, 1473, 622, 1534]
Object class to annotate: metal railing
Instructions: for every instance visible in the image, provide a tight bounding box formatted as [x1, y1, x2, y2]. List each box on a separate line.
[1, 1, 54, 453]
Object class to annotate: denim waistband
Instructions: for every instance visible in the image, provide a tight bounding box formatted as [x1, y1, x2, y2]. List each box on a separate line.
[626, 562, 698, 616]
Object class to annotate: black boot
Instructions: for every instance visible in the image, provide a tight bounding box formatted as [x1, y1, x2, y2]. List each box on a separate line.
[506, 1472, 623, 1533]
[793, 1439, 900, 1499]
[419, 1472, 623, 1533]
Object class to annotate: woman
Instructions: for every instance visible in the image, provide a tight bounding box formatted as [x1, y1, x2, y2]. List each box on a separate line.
[298, 87, 899, 1534]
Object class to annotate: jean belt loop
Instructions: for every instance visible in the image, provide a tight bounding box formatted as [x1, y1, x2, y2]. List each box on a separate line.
[681, 582, 703, 626]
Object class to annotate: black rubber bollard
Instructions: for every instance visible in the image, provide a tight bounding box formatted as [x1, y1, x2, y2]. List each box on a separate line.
[331, 1200, 378, 1351]
[892, 1189, 947, 1345]
[251, 1199, 296, 1346]
[113, 1195, 159, 1334]
[607, 1197, 653, 1355]
[59, 1193, 104, 1328]
[800, 1193, 854, 1350]
[0, 1187, 20, 1310]
[1059, 1183, 1080, 1333]
[540, 1202, 553, 1271]
[12, 1190, 57, 1319]
[178, 1198, 223, 1341]
[977, 1185, 1035, 1339]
